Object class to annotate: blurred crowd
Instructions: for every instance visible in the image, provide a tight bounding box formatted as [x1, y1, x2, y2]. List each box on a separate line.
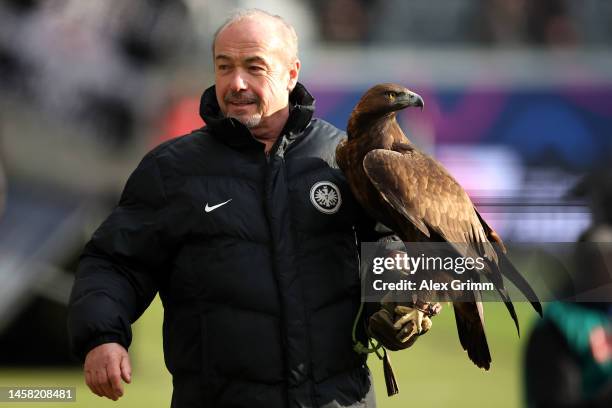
[0, 0, 193, 148]
[1, 0, 610, 151]
[315, 0, 612, 46]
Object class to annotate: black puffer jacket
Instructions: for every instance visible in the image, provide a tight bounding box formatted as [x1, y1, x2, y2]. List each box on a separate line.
[68, 83, 380, 407]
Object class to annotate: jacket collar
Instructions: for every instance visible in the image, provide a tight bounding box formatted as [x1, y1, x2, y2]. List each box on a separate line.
[199, 82, 315, 150]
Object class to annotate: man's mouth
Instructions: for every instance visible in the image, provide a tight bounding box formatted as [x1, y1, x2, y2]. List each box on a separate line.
[229, 101, 255, 106]
[225, 93, 258, 107]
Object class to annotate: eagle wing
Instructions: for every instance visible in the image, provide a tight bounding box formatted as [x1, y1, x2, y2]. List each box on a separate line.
[362, 148, 497, 263]
[362, 148, 504, 369]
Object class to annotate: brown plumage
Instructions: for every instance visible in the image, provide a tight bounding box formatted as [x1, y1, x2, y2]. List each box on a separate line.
[336, 83, 542, 370]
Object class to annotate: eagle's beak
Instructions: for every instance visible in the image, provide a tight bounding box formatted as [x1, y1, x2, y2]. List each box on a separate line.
[396, 91, 424, 111]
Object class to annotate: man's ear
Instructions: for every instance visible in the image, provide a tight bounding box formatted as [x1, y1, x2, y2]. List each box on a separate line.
[287, 59, 301, 91]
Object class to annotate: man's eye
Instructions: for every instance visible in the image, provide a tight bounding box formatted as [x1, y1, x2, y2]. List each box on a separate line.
[217, 65, 229, 71]
[249, 66, 264, 72]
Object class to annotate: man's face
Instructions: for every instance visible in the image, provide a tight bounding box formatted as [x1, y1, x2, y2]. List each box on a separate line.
[213, 18, 299, 128]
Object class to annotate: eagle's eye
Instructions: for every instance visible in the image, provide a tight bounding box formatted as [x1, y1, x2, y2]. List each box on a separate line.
[385, 91, 397, 101]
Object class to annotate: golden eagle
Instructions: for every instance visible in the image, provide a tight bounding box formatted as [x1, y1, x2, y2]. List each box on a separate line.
[337, 83, 542, 369]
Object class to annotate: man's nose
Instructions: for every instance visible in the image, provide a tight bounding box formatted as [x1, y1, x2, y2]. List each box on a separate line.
[229, 69, 248, 92]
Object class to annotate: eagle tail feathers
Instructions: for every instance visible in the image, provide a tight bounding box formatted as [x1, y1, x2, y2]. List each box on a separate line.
[453, 303, 492, 370]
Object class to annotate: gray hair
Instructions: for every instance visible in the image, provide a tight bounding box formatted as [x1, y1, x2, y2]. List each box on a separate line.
[211, 8, 299, 62]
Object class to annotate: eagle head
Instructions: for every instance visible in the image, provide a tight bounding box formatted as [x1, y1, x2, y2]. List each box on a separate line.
[352, 83, 424, 118]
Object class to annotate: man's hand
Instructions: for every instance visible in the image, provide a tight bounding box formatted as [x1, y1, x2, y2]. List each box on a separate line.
[368, 302, 441, 351]
[84, 342, 132, 400]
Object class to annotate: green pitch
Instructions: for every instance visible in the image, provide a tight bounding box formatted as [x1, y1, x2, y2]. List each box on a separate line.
[0, 297, 538, 407]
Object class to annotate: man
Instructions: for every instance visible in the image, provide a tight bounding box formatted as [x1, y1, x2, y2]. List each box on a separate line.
[525, 168, 612, 407]
[0, 155, 5, 218]
[68, 9, 427, 407]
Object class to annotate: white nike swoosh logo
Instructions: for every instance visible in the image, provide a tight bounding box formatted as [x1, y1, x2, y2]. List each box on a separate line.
[205, 199, 232, 213]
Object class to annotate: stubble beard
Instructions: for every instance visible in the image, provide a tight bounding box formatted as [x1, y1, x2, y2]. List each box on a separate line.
[230, 113, 262, 128]
[224, 91, 262, 129]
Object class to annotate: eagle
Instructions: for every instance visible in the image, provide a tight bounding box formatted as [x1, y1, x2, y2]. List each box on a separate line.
[336, 83, 542, 370]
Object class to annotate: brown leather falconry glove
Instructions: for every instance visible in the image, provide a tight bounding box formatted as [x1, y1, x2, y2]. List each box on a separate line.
[368, 297, 442, 351]
[367, 248, 442, 350]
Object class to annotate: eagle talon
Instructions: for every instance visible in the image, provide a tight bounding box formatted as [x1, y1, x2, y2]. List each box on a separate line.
[427, 302, 442, 317]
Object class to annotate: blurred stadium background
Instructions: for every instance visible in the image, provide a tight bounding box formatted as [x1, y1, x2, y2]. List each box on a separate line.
[0, 0, 610, 407]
